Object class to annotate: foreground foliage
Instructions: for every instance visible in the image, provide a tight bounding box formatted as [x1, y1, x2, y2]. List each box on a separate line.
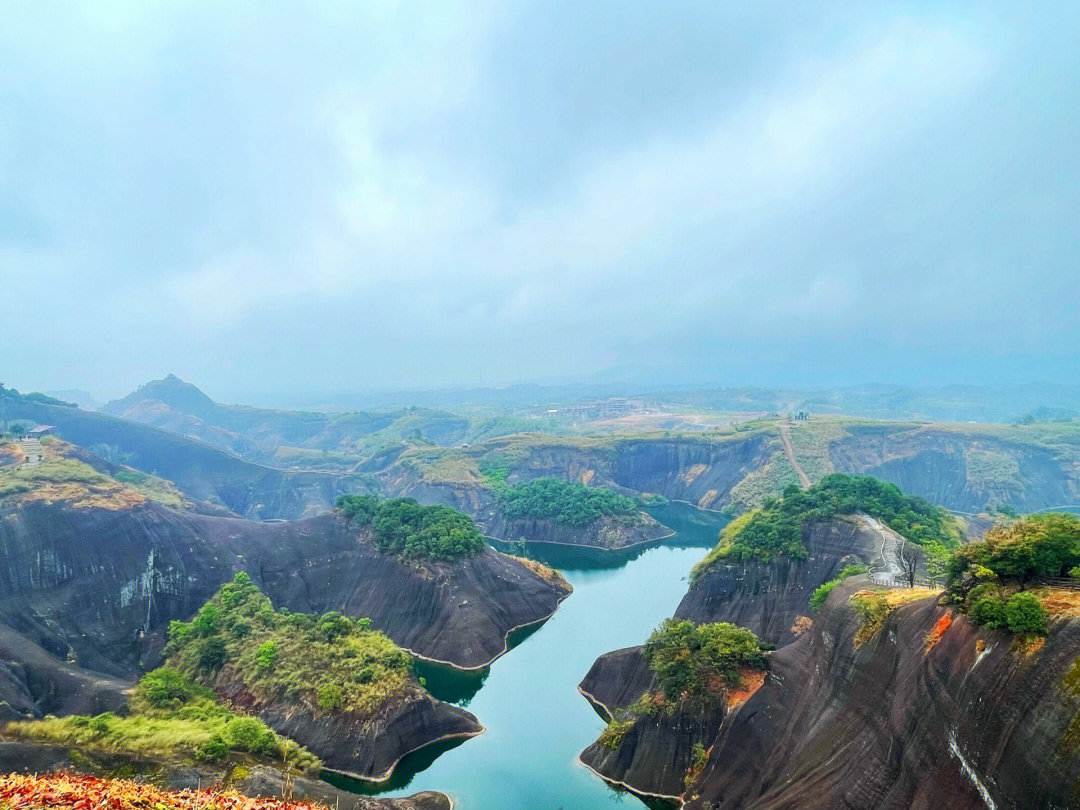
[167, 573, 413, 718]
[0, 772, 327, 810]
[643, 619, 767, 702]
[495, 478, 641, 527]
[695, 474, 957, 571]
[2, 668, 318, 773]
[335, 494, 485, 559]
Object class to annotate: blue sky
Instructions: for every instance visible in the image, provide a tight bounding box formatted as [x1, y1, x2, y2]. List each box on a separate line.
[2, 2, 1077, 403]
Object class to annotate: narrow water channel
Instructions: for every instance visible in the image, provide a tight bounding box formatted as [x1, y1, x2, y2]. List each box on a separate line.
[328, 501, 728, 810]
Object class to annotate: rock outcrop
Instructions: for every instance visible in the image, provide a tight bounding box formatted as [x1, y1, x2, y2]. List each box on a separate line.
[676, 515, 881, 646]
[211, 667, 481, 781]
[0, 498, 570, 685]
[578, 647, 726, 800]
[580, 579, 1080, 810]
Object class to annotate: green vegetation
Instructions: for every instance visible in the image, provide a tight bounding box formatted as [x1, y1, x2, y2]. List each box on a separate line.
[945, 514, 1080, 637]
[949, 513, 1080, 586]
[809, 563, 868, 611]
[597, 719, 634, 750]
[643, 619, 767, 701]
[166, 573, 414, 717]
[495, 478, 642, 527]
[969, 592, 1048, 636]
[695, 474, 958, 572]
[1, 667, 318, 773]
[335, 494, 485, 560]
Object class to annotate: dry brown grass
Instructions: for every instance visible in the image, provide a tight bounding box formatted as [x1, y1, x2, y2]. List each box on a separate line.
[725, 668, 766, 709]
[1034, 587, 1080, 618]
[506, 555, 570, 590]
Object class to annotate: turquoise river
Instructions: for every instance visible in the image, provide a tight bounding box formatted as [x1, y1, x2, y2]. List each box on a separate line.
[328, 501, 729, 810]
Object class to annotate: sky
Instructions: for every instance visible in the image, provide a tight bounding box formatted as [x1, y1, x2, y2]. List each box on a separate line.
[1, 1, 1078, 404]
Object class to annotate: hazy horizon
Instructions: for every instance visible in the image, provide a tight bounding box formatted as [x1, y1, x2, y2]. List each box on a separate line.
[3, 2, 1078, 402]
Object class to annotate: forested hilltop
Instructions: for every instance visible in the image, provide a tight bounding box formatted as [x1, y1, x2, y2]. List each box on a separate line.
[694, 473, 959, 574]
[495, 478, 645, 527]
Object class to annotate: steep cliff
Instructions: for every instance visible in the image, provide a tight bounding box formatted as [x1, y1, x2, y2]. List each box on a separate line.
[581, 581, 1080, 810]
[211, 667, 481, 781]
[676, 515, 881, 645]
[0, 498, 570, 684]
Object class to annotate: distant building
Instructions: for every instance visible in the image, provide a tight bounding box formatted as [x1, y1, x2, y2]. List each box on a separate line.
[27, 425, 55, 437]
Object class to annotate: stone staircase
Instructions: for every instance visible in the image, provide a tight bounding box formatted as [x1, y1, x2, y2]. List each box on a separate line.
[17, 438, 43, 466]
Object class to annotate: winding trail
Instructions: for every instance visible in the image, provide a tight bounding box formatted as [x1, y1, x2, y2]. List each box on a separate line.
[863, 515, 905, 585]
[777, 422, 812, 490]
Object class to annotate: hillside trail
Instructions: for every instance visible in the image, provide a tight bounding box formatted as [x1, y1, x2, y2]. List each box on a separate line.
[863, 515, 906, 585]
[777, 422, 812, 490]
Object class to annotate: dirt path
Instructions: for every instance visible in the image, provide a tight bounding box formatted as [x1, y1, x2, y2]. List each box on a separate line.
[777, 422, 811, 490]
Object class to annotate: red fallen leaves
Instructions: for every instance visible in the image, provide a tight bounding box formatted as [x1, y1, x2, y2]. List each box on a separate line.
[0, 772, 328, 810]
[924, 610, 953, 652]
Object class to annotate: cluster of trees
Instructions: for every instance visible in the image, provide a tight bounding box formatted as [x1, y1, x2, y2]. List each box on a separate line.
[946, 514, 1080, 637]
[949, 513, 1080, 585]
[704, 474, 957, 566]
[495, 477, 640, 527]
[643, 618, 767, 701]
[167, 572, 413, 718]
[336, 494, 485, 560]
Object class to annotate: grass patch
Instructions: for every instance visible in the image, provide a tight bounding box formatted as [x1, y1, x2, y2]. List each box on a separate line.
[2, 668, 318, 774]
[166, 573, 415, 718]
[809, 563, 868, 611]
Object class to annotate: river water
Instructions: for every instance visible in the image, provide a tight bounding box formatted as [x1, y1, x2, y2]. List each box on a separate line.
[328, 501, 728, 810]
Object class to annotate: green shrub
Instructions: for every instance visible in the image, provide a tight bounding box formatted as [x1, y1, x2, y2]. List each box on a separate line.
[193, 604, 220, 637]
[223, 717, 275, 755]
[969, 597, 1007, 628]
[230, 622, 250, 639]
[598, 719, 633, 750]
[138, 667, 202, 708]
[255, 641, 277, 672]
[1004, 592, 1048, 636]
[317, 684, 344, 710]
[643, 619, 766, 701]
[196, 734, 229, 762]
[197, 638, 227, 671]
[809, 563, 868, 612]
[168, 620, 193, 647]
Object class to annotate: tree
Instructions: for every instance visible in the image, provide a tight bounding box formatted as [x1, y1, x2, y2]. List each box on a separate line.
[898, 543, 921, 588]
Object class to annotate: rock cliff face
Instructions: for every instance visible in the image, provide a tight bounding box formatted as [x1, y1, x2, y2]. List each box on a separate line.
[675, 516, 881, 646]
[684, 584, 1080, 810]
[211, 667, 481, 781]
[580, 580, 1080, 810]
[0, 498, 570, 684]
[481, 512, 670, 550]
[578, 647, 725, 799]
